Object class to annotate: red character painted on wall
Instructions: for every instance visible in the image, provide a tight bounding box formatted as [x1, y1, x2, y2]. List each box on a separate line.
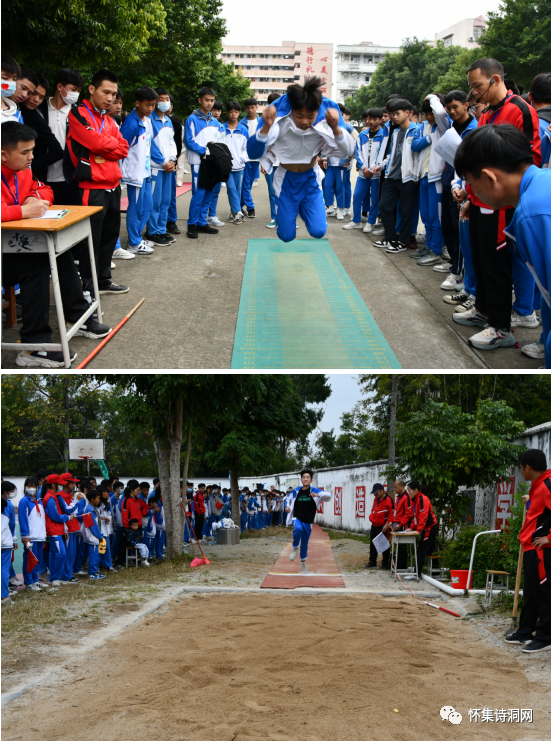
[320, 56, 328, 62]
[306, 66, 314, 73]
[495, 476, 515, 530]
[321, 66, 328, 74]
[307, 46, 314, 55]
[355, 486, 366, 517]
[334, 487, 342, 516]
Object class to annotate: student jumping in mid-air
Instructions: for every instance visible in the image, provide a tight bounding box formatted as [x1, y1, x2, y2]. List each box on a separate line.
[286, 469, 331, 574]
[246, 77, 355, 243]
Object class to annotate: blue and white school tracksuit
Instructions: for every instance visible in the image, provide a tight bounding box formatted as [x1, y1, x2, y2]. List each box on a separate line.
[4, 499, 17, 580]
[353, 127, 384, 224]
[110, 493, 123, 561]
[184, 109, 225, 226]
[43, 496, 70, 583]
[323, 159, 346, 209]
[143, 510, 156, 557]
[1, 510, 15, 599]
[154, 504, 165, 558]
[18, 495, 46, 586]
[147, 111, 177, 236]
[287, 486, 331, 560]
[81, 505, 104, 576]
[504, 165, 551, 368]
[120, 109, 154, 247]
[538, 112, 551, 169]
[247, 96, 355, 244]
[223, 121, 249, 215]
[241, 116, 261, 211]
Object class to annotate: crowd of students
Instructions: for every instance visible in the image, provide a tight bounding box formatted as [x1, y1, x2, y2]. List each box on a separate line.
[2, 52, 550, 368]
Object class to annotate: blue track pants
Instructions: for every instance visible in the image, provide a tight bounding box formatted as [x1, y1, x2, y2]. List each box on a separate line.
[241, 161, 259, 210]
[126, 178, 152, 247]
[274, 166, 327, 243]
[292, 520, 312, 560]
[147, 169, 172, 235]
[352, 176, 379, 224]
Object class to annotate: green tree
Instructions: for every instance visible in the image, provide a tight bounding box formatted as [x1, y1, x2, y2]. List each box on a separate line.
[434, 47, 481, 95]
[384, 399, 526, 537]
[479, 0, 551, 89]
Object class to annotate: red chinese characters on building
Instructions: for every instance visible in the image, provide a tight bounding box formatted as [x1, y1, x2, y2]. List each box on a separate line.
[334, 487, 342, 516]
[321, 88, 327, 93]
[321, 66, 328, 74]
[306, 66, 314, 73]
[320, 56, 328, 62]
[495, 476, 515, 529]
[307, 47, 314, 55]
[355, 486, 366, 517]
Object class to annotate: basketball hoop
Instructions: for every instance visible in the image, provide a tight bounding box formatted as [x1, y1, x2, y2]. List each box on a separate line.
[79, 455, 91, 476]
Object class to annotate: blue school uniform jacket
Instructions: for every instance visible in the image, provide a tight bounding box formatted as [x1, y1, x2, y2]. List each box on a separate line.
[356, 127, 385, 178]
[120, 109, 154, 186]
[222, 121, 249, 171]
[80, 504, 104, 546]
[184, 109, 225, 166]
[150, 111, 177, 171]
[18, 495, 46, 542]
[536, 107, 551, 168]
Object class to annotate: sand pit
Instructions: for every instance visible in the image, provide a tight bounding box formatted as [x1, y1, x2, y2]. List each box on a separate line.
[2, 591, 549, 741]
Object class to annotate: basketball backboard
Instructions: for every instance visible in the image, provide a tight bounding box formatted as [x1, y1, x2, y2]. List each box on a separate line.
[68, 439, 105, 460]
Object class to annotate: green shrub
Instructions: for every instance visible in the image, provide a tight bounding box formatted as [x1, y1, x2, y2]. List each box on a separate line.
[440, 525, 507, 588]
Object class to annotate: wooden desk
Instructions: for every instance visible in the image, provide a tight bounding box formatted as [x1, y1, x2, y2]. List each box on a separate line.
[2, 206, 103, 368]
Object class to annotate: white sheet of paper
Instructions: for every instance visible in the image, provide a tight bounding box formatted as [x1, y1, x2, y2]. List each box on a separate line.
[433, 127, 462, 167]
[37, 210, 68, 219]
[372, 531, 390, 554]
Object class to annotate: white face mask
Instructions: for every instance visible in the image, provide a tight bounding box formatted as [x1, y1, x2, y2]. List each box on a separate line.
[1, 79, 17, 98]
[157, 101, 171, 113]
[61, 86, 79, 106]
[26, 488, 37, 497]
[58, 485, 65, 491]
[6, 490, 16, 499]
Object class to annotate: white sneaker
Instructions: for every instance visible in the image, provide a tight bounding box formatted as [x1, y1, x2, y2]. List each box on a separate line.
[521, 340, 545, 359]
[372, 227, 385, 236]
[469, 325, 516, 350]
[511, 310, 539, 329]
[363, 223, 373, 233]
[326, 206, 336, 217]
[343, 221, 362, 230]
[220, 182, 226, 187]
[143, 560, 150, 567]
[433, 261, 453, 273]
[342, 209, 350, 216]
[128, 241, 154, 255]
[50, 580, 62, 587]
[143, 240, 154, 248]
[9, 576, 23, 587]
[289, 547, 298, 561]
[336, 208, 344, 220]
[26, 583, 41, 592]
[111, 261, 116, 269]
[113, 247, 136, 260]
[440, 273, 463, 291]
[442, 246, 450, 260]
[252, 180, 259, 186]
[208, 216, 226, 227]
[301, 560, 308, 574]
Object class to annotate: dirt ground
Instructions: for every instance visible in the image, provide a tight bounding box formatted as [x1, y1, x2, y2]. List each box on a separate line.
[2, 530, 550, 740]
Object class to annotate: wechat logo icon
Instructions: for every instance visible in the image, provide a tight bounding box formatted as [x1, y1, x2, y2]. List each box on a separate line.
[440, 706, 462, 725]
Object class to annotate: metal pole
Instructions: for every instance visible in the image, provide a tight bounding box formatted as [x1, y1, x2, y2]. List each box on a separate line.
[466, 529, 501, 595]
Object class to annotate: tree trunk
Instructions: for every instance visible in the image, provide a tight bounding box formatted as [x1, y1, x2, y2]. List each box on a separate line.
[387, 374, 398, 498]
[230, 466, 240, 530]
[63, 377, 70, 472]
[167, 394, 184, 558]
[154, 440, 171, 552]
[181, 425, 192, 510]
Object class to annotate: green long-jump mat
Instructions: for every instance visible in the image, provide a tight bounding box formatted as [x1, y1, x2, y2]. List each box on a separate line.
[231, 239, 401, 369]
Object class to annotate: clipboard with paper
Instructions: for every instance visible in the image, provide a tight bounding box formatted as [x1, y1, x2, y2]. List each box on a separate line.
[372, 531, 390, 554]
[433, 127, 462, 167]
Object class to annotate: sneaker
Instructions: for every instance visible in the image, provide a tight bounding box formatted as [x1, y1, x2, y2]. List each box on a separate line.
[416, 232, 426, 244]
[410, 245, 430, 259]
[245, 209, 256, 218]
[98, 282, 129, 295]
[443, 289, 469, 305]
[9, 576, 23, 587]
[113, 247, 136, 260]
[128, 241, 154, 255]
[386, 241, 407, 254]
[266, 219, 277, 229]
[208, 216, 225, 227]
[363, 223, 373, 233]
[372, 227, 385, 236]
[364, 563, 377, 569]
[326, 206, 336, 216]
[441, 246, 450, 260]
[361, 212, 368, 221]
[233, 212, 244, 225]
[61, 577, 80, 584]
[343, 221, 362, 230]
[36, 580, 50, 587]
[252, 180, 259, 186]
[433, 262, 453, 273]
[73, 570, 87, 576]
[147, 233, 172, 245]
[521, 340, 545, 359]
[16, 350, 77, 368]
[289, 547, 298, 561]
[468, 325, 516, 350]
[108, 567, 117, 572]
[187, 225, 198, 239]
[452, 307, 489, 327]
[50, 580, 62, 587]
[417, 252, 442, 266]
[196, 224, 219, 234]
[511, 310, 539, 329]
[66, 318, 112, 339]
[373, 239, 391, 248]
[440, 273, 463, 291]
[26, 583, 41, 592]
[522, 639, 551, 653]
[301, 560, 308, 574]
[227, 212, 236, 222]
[504, 632, 531, 645]
[166, 220, 181, 234]
[160, 233, 176, 244]
[455, 297, 476, 313]
[143, 240, 155, 248]
[89, 574, 106, 580]
[143, 560, 150, 567]
[1, 597, 14, 606]
[336, 208, 344, 220]
[111, 261, 116, 269]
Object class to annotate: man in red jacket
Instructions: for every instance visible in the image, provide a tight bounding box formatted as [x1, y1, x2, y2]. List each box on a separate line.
[406, 481, 438, 576]
[2, 122, 111, 368]
[67, 69, 129, 297]
[505, 449, 551, 653]
[454, 57, 542, 350]
[193, 484, 207, 541]
[387, 478, 413, 570]
[366, 483, 393, 569]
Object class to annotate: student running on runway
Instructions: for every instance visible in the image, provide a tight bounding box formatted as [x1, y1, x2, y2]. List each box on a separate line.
[246, 77, 355, 243]
[286, 469, 331, 574]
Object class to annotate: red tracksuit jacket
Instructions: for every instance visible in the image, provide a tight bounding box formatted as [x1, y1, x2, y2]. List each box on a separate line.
[67, 101, 128, 190]
[193, 492, 206, 515]
[391, 492, 413, 529]
[122, 496, 144, 528]
[369, 494, 393, 526]
[410, 493, 437, 538]
[1, 164, 53, 222]
[519, 470, 551, 584]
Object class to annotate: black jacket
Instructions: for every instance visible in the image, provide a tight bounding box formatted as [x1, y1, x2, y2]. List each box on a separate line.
[19, 106, 64, 184]
[169, 114, 183, 159]
[198, 142, 232, 190]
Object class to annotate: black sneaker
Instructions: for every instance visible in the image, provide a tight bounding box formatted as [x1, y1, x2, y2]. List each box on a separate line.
[161, 233, 176, 244]
[386, 240, 407, 254]
[522, 639, 551, 653]
[246, 208, 256, 218]
[196, 224, 219, 234]
[364, 563, 377, 569]
[187, 225, 198, 239]
[98, 282, 129, 295]
[166, 221, 181, 235]
[62, 577, 80, 584]
[66, 318, 112, 339]
[16, 350, 77, 368]
[504, 632, 531, 645]
[373, 239, 391, 248]
[148, 233, 171, 245]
